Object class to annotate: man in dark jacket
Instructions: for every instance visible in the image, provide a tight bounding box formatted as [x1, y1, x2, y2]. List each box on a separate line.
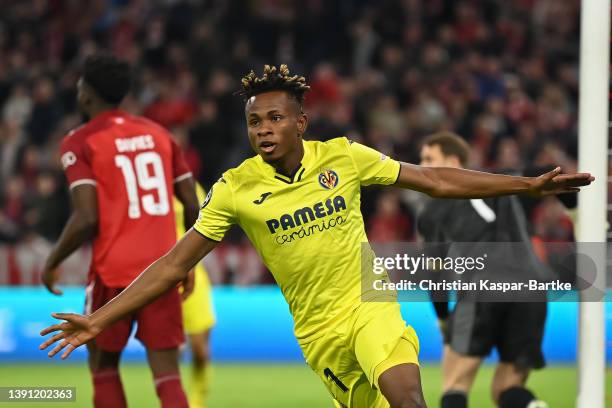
[418, 132, 551, 408]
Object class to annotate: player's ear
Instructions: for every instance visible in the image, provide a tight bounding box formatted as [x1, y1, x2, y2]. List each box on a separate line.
[297, 112, 308, 138]
[446, 155, 462, 168]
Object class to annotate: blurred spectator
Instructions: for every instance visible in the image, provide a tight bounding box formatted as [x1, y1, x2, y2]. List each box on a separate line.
[495, 138, 523, 170]
[172, 125, 202, 182]
[368, 191, 414, 243]
[31, 171, 69, 242]
[532, 197, 575, 242]
[143, 76, 197, 128]
[3, 176, 26, 225]
[0, 119, 26, 182]
[26, 77, 63, 146]
[3, 84, 32, 126]
[0, 0, 583, 283]
[189, 98, 232, 187]
[368, 95, 407, 143]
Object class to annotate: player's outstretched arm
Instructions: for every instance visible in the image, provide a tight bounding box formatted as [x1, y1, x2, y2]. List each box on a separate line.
[40, 229, 217, 359]
[395, 163, 594, 198]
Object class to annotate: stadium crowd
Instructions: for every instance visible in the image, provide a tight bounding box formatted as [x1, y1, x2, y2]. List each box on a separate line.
[0, 0, 579, 284]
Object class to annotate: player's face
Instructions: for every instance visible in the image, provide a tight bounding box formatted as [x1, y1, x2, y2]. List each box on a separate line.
[420, 144, 460, 168]
[245, 91, 307, 163]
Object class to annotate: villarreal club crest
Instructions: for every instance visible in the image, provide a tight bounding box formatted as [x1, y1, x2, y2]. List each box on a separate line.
[319, 169, 339, 190]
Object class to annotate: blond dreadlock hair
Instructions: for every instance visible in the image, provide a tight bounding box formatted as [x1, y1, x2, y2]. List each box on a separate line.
[238, 64, 311, 107]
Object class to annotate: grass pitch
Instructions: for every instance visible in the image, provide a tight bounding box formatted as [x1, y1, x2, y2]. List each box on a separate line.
[0, 363, 608, 407]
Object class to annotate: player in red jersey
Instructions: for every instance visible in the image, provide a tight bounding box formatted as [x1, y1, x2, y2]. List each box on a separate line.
[41, 55, 199, 408]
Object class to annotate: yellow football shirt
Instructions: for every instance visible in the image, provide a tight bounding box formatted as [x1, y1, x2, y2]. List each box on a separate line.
[175, 183, 215, 333]
[194, 137, 400, 343]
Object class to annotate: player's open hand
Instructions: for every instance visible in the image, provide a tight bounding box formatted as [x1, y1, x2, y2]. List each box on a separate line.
[39, 313, 101, 359]
[41, 267, 63, 296]
[527, 167, 594, 197]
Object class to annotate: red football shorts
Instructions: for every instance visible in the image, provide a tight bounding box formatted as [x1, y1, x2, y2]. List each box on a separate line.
[84, 274, 185, 352]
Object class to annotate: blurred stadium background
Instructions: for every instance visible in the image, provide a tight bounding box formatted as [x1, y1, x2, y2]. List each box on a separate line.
[0, 0, 610, 407]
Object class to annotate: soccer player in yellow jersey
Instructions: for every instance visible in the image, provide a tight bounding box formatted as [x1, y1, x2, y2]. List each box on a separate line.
[41, 65, 593, 408]
[175, 183, 215, 408]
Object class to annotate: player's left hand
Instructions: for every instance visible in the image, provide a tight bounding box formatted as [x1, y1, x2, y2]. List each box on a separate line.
[39, 313, 101, 359]
[41, 266, 63, 296]
[180, 269, 195, 301]
[527, 167, 594, 197]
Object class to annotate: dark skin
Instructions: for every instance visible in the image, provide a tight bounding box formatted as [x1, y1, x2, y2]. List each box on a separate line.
[41, 76, 200, 379]
[245, 90, 307, 176]
[40, 89, 594, 407]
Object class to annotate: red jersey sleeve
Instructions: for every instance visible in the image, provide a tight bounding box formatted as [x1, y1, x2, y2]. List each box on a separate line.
[170, 136, 193, 183]
[60, 132, 96, 189]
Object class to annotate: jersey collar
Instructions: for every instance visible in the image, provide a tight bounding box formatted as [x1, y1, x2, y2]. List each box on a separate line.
[259, 140, 313, 184]
[88, 109, 127, 126]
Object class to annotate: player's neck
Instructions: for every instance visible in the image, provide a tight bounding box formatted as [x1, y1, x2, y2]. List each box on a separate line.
[85, 104, 118, 120]
[271, 141, 304, 177]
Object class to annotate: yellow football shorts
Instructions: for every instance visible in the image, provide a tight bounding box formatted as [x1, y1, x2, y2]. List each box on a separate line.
[300, 302, 419, 408]
[182, 264, 216, 335]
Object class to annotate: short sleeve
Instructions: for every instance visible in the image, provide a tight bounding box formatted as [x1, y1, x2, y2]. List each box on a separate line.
[60, 135, 96, 189]
[170, 136, 193, 183]
[346, 139, 401, 186]
[193, 176, 237, 242]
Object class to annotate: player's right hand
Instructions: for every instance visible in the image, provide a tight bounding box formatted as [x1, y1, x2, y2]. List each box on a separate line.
[179, 269, 195, 301]
[41, 267, 63, 296]
[39, 313, 101, 359]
